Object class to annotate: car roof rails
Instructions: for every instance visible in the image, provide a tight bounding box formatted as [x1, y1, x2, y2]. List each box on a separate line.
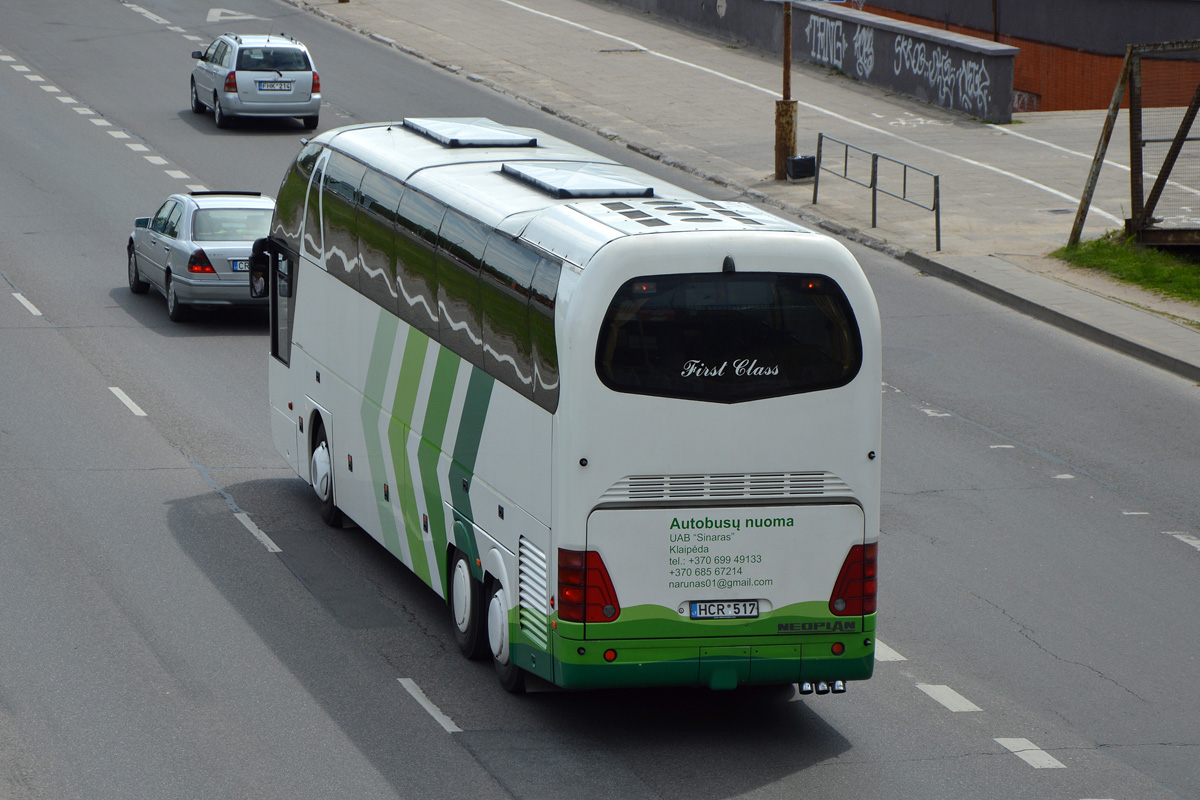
[189, 191, 262, 196]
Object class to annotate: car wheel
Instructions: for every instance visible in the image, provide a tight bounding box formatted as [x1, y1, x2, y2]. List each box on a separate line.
[487, 580, 526, 693]
[311, 425, 342, 527]
[128, 249, 149, 294]
[450, 549, 487, 660]
[166, 274, 189, 322]
[213, 94, 229, 129]
[302, 114, 319, 130]
[190, 80, 204, 114]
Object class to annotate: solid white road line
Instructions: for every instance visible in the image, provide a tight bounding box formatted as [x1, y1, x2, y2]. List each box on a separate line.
[12, 292, 42, 316]
[235, 512, 281, 553]
[398, 678, 461, 733]
[995, 738, 1066, 768]
[108, 387, 147, 416]
[916, 684, 981, 712]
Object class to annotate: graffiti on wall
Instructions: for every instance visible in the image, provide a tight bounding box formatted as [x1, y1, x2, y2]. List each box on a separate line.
[804, 16, 876, 80]
[893, 34, 992, 116]
[801, 12, 1003, 120]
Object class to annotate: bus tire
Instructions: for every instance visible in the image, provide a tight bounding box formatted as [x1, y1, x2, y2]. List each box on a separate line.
[487, 580, 525, 694]
[450, 550, 487, 660]
[311, 424, 342, 527]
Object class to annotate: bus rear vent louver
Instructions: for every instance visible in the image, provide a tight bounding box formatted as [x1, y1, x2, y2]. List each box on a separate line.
[601, 472, 852, 502]
[402, 117, 537, 147]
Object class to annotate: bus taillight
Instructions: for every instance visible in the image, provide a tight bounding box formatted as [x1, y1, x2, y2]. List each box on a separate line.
[829, 542, 877, 616]
[557, 549, 621, 623]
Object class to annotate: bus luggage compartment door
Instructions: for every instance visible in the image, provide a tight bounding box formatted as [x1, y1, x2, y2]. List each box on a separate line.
[584, 504, 865, 640]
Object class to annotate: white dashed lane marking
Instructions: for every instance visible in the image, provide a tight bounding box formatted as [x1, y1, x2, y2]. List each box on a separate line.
[916, 684, 981, 712]
[12, 293, 42, 316]
[995, 738, 1066, 768]
[397, 678, 461, 733]
[874, 640, 906, 661]
[109, 387, 147, 417]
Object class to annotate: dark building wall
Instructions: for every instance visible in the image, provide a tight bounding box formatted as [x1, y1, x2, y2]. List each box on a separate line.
[860, 0, 1200, 56]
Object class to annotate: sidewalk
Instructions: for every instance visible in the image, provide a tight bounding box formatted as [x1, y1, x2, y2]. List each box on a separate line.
[290, 0, 1200, 381]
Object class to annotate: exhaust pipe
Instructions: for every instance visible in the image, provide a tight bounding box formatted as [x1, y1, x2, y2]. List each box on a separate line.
[798, 681, 814, 695]
[796, 680, 848, 696]
[815, 681, 830, 695]
[832, 680, 846, 693]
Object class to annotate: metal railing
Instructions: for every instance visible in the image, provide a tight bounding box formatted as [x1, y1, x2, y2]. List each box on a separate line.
[812, 133, 941, 251]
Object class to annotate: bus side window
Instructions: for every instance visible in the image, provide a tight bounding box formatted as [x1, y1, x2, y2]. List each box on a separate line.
[274, 141, 322, 254]
[479, 235, 538, 399]
[395, 189, 444, 340]
[435, 211, 490, 369]
[528, 256, 561, 412]
[354, 168, 403, 318]
[321, 151, 366, 284]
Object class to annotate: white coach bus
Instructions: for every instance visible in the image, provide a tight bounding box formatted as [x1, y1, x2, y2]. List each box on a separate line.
[250, 118, 881, 693]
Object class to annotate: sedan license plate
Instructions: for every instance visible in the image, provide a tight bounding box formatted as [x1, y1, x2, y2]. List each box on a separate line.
[230, 259, 249, 272]
[257, 81, 292, 91]
[689, 600, 758, 620]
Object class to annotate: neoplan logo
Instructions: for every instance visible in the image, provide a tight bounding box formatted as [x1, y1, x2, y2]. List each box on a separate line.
[777, 621, 857, 633]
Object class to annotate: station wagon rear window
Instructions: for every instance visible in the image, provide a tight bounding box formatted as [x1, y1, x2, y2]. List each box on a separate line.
[596, 272, 862, 402]
[236, 48, 311, 72]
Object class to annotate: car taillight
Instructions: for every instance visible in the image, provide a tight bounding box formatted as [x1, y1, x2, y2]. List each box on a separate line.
[829, 542, 877, 616]
[187, 249, 215, 273]
[224, 71, 238, 93]
[311, 72, 320, 93]
[557, 549, 620, 623]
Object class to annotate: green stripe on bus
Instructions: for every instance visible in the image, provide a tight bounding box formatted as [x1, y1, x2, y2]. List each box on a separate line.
[392, 329, 434, 584]
[450, 368, 494, 521]
[418, 348, 461, 587]
[362, 312, 401, 554]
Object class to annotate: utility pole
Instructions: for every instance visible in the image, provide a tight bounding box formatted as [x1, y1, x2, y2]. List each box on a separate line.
[775, 2, 797, 180]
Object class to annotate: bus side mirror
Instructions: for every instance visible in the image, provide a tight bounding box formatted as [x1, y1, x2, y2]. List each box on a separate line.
[249, 239, 269, 299]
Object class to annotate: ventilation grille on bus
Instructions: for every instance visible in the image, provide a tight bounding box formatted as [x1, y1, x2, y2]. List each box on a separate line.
[402, 117, 537, 147]
[585, 199, 802, 232]
[600, 472, 852, 503]
[518, 536, 550, 649]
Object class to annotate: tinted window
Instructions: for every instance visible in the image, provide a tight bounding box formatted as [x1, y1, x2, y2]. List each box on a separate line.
[596, 273, 862, 403]
[480, 236, 539, 397]
[395, 189, 445, 337]
[273, 141, 322, 252]
[436, 211, 491, 367]
[163, 203, 184, 238]
[321, 152, 366, 280]
[529, 257, 561, 412]
[356, 169, 405, 314]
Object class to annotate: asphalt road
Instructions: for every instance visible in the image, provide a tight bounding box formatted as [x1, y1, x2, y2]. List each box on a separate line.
[0, 1, 1197, 799]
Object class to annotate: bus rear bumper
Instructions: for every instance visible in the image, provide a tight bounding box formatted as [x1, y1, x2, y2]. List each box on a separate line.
[537, 633, 875, 691]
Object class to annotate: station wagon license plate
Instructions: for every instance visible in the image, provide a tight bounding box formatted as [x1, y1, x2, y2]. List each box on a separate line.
[230, 259, 249, 272]
[257, 81, 291, 91]
[690, 600, 758, 620]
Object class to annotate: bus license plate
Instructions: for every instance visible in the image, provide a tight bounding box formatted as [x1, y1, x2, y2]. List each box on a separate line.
[258, 81, 292, 91]
[690, 600, 758, 620]
[230, 260, 249, 271]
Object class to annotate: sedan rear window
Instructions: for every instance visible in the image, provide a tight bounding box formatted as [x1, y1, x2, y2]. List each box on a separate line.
[596, 272, 862, 403]
[236, 48, 311, 72]
[192, 208, 273, 242]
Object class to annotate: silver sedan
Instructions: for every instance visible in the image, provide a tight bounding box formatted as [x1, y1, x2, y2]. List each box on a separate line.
[127, 192, 275, 321]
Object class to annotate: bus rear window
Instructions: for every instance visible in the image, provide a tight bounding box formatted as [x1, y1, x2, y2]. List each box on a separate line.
[596, 273, 862, 403]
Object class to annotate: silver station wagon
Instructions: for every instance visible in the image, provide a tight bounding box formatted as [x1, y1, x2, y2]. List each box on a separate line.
[190, 33, 321, 129]
[127, 192, 275, 321]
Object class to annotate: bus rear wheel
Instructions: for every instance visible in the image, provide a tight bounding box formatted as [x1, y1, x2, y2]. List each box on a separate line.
[311, 425, 342, 527]
[487, 580, 525, 693]
[450, 550, 486, 660]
